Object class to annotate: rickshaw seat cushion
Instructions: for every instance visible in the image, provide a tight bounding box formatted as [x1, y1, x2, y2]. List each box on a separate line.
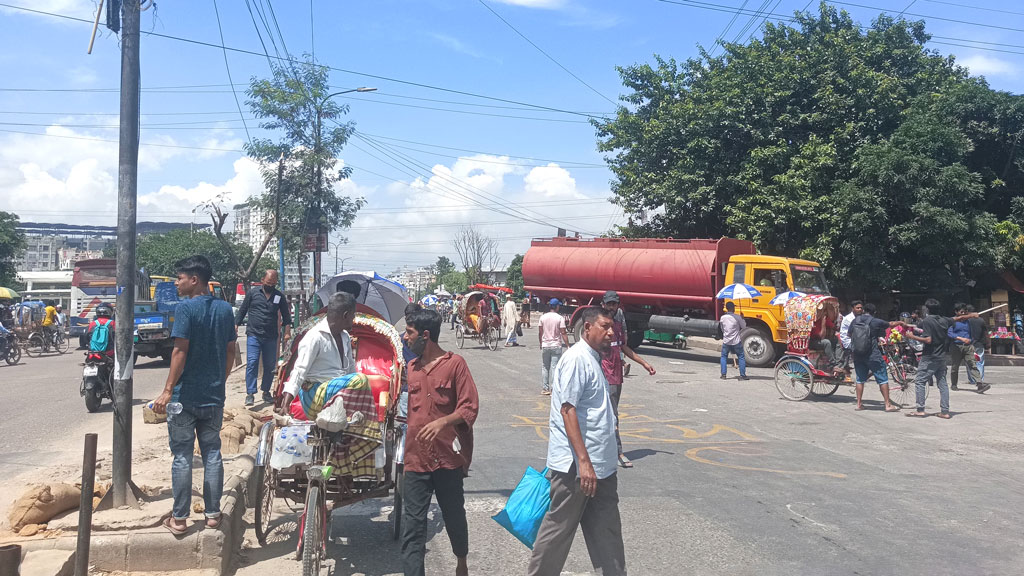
[355, 337, 395, 421]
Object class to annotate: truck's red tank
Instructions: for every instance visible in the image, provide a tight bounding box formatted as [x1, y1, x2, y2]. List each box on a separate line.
[522, 237, 756, 316]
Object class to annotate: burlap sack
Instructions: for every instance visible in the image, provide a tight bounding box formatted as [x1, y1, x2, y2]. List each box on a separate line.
[221, 426, 246, 454]
[8, 484, 81, 531]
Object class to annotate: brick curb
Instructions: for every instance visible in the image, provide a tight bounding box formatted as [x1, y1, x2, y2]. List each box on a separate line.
[13, 441, 257, 574]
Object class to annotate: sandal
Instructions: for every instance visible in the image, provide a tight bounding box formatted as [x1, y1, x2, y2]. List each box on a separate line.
[618, 454, 633, 468]
[206, 516, 221, 528]
[936, 412, 952, 419]
[163, 516, 188, 536]
[906, 411, 928, 418]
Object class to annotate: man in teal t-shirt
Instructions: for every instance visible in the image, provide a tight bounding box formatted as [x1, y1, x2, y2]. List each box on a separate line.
[153, 255, 237, 535]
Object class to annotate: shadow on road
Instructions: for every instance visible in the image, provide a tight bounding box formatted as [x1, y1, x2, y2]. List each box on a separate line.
[623, 448, 675, 462]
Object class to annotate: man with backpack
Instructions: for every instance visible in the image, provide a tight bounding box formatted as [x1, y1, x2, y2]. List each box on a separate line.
[849, 303, 902, 412]
[87, 304, 116, 358]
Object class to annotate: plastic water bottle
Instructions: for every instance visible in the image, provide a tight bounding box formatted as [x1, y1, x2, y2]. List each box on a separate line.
[166, 402, 183, 415]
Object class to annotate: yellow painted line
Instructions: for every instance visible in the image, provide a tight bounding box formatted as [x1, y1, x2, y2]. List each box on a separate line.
[665, 424, 761, 441]
[685, 446, 846, 479]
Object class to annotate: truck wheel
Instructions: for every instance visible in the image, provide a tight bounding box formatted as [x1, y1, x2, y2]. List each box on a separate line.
[573, 320, 585, 344]
[626, 330, 644, 350]
[740, 327, 775, 367]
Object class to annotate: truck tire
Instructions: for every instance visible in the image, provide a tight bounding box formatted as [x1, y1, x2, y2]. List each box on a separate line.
[740, 327, 775, 367]
[573, 320, 585, 344]
[626, 330, 644, 350]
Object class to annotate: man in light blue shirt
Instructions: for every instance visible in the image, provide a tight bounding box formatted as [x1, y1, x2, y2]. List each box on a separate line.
[528, 307, 625, 576]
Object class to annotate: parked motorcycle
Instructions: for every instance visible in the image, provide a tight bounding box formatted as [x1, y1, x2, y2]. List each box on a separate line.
[81, 352, 113, 412]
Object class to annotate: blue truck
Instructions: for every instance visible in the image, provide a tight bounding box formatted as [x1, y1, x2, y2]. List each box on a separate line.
[133, 281, 181, 363]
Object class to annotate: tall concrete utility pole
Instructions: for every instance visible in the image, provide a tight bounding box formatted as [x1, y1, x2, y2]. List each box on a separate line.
[112, 0, 140, 507]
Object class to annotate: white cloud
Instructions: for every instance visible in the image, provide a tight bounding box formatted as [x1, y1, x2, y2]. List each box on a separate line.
[524, 163, 582, 199]
[429, 33, 487, 60]
[141, 157, 264, 225]
[958, 54, 1020, 78]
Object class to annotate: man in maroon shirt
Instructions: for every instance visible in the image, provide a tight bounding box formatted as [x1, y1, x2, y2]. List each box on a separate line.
[402, 308, 479, 576]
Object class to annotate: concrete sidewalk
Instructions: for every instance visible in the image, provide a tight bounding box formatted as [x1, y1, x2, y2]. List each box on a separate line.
[4, 362, 266, 575]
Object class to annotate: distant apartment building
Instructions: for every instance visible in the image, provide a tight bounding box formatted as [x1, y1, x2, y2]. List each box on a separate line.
[392, 266, 436, 297]
[233, 202, 309, 293]
[15, 222, 201, 273]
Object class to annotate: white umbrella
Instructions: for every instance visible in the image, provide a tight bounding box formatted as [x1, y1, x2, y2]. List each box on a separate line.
[315, 271, 410, 324]
[715, 283, 762, 300]
[434, 288, 452, 297]
[769, 291, 806, 306]
[421, 294, 439, 307]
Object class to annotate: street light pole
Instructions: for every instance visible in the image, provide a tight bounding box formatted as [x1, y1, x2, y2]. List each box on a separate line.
[312, 87, 375, 290]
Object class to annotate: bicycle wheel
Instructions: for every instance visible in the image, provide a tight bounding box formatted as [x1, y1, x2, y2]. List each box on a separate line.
[55, 332, 70, 354]
[391, 463, 403, 541]
[890, 368, 928, 408]
[774, 358, 812, 401]
[301, 484, 324, 576]
[487, 326, 500, 351]
[455, 325, 465, 349]
[809, 381, 840, 397]
[254, 461, 276, 545]
[5, 345, 21, 365]
[25, 334, 44, 358]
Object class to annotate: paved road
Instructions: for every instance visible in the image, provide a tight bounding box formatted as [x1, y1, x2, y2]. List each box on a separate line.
[229, 326, 1024, 576]
[0, 345, 171, 512]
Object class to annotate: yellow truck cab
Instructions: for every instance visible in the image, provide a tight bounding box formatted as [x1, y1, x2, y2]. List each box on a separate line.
[723, 255, 831, 362]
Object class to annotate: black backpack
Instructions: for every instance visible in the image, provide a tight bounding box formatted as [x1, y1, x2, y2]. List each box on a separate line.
[849, 315, 873, 355]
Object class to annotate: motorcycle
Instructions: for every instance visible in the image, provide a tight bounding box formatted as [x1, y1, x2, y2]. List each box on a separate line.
[0, 332, 20, 365]
[81, 352, 113, 412]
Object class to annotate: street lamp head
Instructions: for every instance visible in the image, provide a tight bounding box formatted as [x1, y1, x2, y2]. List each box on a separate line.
[355, 87, 377, 93]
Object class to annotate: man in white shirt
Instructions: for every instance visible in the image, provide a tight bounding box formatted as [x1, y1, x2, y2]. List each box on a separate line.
[528, 307, 625, 576]
[502, 296, 520, 347]
[538, 299, 569, 395]
[839, 300, 863, 369]
[276, 292, 356, 416]
[720, 301, 749, 380]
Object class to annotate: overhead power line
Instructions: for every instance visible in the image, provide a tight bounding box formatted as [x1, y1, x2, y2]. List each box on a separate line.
[211, 0, 251, 143]
[475, 0, 618, 107]
[0, 3, 608, 120]
[920, 0, 1024, 17]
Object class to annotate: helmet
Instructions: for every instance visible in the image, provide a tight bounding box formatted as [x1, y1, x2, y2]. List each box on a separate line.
[900, 312, 911, 320]
[95, 303, 113, 319]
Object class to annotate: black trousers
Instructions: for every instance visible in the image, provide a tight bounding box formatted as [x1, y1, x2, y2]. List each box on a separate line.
[401, 467, 469, 576]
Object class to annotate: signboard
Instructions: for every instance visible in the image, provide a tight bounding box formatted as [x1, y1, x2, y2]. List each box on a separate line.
[303, 233, 328, 252]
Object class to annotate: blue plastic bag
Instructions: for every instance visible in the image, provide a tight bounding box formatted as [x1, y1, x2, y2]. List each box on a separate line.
[491, 466, 551, 549]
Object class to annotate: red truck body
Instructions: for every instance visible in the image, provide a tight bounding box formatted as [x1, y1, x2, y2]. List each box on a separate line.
[522, 237, 757, 319]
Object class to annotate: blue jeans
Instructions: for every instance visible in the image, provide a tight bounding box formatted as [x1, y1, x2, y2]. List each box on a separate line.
[168, 405, 224, 520]
[974, 342, 985, 383]
[721, 343, 746, 376]
[245, 334, 277, 395]
[915, 355, 949, 414]
[541, 347, 563, 392]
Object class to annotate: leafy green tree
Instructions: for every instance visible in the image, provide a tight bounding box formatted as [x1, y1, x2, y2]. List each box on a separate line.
[596, 4, 1024, 293]
[435, 256, 456, 279]
[505, 254, 525, 296]
[135, 229, 275, 285]
[0, 211, 27, 289]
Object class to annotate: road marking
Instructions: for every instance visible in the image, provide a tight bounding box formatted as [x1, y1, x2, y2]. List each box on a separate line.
[685, 446, 847, 479]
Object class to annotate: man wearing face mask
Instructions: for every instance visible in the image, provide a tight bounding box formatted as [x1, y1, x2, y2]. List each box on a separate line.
[401, 308, 479, 576]
[236, 269, 292, 406]
[276, 292, 356, 416]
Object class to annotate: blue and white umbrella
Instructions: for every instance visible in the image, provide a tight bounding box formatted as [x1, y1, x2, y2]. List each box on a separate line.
[715, 283, 763, 300]
[421, 294, 439, 307]
[769, 291, 806, 306]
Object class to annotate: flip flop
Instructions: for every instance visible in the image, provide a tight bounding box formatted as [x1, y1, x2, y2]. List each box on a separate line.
[936, 412, 952, 419]
[885, 406, 901, 412]
[854, 407, 865, 411]
[206, 516, 221, 528]
[906, 411, 928, 418]
[163, 516, 188, 536]
[618, 455, 633, 468]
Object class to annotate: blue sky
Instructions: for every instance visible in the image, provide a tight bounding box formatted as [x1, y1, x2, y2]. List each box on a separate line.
[1, 0, 1022, 273]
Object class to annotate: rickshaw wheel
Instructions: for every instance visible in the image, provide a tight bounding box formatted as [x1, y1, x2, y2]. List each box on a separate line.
[254, 464, 276, 546]
[809, 381, 840, 396]
[455, 325, 465, 349]
[774, 357, 813, 401]
[25, 333, 44, 357]
[486, 326, 500, 351]
[391, 463, 403, 541]
[301, 484, 324, 576]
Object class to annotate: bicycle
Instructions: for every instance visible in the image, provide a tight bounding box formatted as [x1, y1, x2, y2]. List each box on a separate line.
[25, 327, 69, 357]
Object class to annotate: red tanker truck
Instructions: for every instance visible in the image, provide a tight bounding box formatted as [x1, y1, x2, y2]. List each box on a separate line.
[522, 237, 831, 367]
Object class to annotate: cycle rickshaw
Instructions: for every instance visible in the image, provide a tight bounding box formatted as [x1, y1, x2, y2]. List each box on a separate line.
[773, 294, 917, 406]
[252, 312, 405, 576]
[454, 290, 501, 351]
